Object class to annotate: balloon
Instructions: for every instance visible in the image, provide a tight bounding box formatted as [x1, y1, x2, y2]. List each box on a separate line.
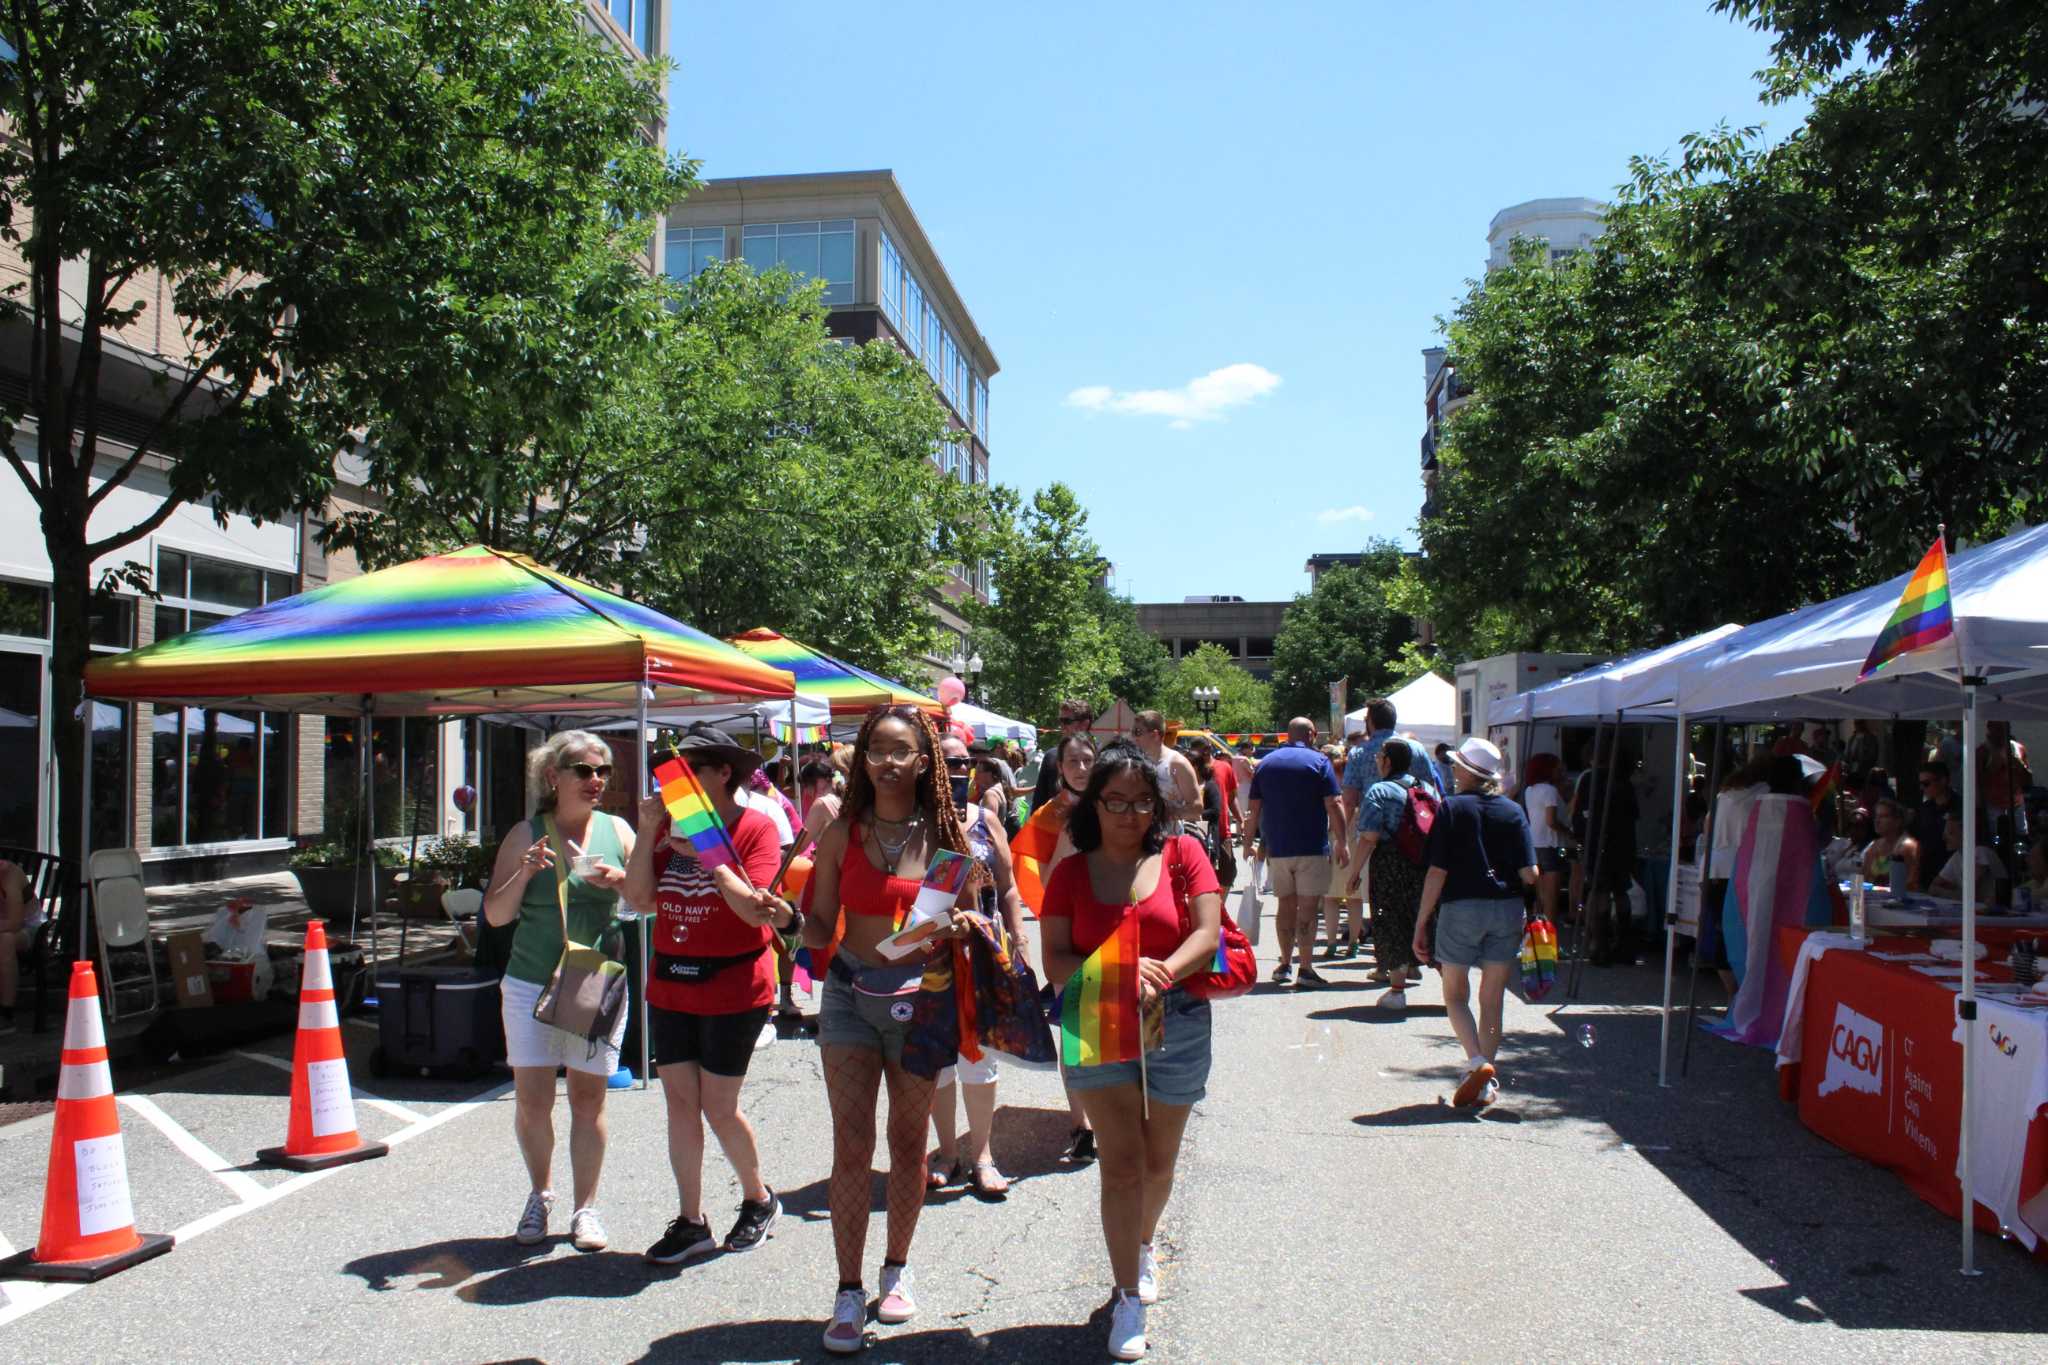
[452, 784, 477, 813]
[937, 676, 966, 707]
[948, 721, 974, 745]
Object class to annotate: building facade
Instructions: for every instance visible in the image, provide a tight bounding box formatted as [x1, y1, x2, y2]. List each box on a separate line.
[0, 2, 667, 881]
[662, 171, 999, 676]
[1133, 599, 1289, 683]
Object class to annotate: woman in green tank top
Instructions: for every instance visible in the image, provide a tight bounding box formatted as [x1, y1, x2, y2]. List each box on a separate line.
[483, 729, 637, 1252]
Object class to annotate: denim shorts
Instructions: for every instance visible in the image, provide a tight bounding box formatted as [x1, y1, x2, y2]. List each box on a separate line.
[1433, 897, 1527, 967]
[817, 965, 922, 1062]
[1061, 990, 1212, 1106]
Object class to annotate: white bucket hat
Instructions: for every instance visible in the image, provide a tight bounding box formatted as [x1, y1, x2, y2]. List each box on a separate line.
[1447, 736, 1504, 782]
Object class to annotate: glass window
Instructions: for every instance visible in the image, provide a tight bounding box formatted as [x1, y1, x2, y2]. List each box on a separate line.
[0, 652, 40, 847]
[739, 220, 855, 304]
[154, 605, 186, 643]
[665, 226, 724, 283]
[90, 698, 128, 851]
[879, 233, 902, 327]
[904, 278, 924, 354]
[157, 548, 188, 598]
[265, 571, 297, 604]
[190, 557, 263, 609]
[975, 377, 990, 443]
[89, 596, 133, 648]
[0, 581, 48, 639]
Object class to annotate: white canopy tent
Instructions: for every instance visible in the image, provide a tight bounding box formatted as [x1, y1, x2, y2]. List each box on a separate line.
[947, 700, 1040, 745]
[1490, 625, 1744, 724]
[1346, 671, 1459, 746]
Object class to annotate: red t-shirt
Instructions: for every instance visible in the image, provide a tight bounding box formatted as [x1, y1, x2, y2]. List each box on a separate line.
[1210, 762, 1237, 839]
[646, 806, 783, 1015]
[1040, 834, 1221, 960]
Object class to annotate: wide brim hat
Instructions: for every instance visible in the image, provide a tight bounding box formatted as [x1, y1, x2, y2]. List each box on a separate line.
[670, 722, 763, 784]
[1447, 735, 1505, 782]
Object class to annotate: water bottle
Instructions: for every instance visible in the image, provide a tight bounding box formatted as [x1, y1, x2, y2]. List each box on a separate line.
[2018, 884, 2035, 916]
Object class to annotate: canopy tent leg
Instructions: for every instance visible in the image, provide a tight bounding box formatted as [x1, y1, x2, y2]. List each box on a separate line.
[1682, 721, 1726, 1078]
[1561, 716, 1607, 998]
[1959, 682, 1983, 1276]
[352, 700, 378, 998]
[76, 701, 93, 963]
[1571, 713, 1626, 1001]
[637, 684, 652, 1092]
[1658, 715, 1687, 1089]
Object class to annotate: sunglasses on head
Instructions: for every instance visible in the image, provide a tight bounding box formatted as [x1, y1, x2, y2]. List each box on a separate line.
[561, 762, 612, 781]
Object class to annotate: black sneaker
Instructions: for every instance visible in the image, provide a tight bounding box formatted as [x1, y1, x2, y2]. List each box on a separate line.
[1067, 1127, 1097, 1163]
[644, 1214, 718, 1265]
[1271, 964, 1293, 986]
[724, 1189, 780, 1253]
[1295, 967, 1328, 989]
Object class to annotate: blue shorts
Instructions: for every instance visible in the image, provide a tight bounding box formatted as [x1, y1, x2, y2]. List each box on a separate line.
[1061, 991, 1212, 1106]
[1434, 897, 1526, 968]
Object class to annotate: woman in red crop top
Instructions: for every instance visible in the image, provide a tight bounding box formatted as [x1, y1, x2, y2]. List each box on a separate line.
[800, 706, 979, 1354]
[1041, 741, 1222, 1362]
[622, 725, 797, 1267]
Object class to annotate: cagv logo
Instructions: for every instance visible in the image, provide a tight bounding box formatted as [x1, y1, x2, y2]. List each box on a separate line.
[1819, 1001, 1883, 1098]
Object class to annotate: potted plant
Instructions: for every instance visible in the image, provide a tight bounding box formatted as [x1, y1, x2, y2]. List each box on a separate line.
[288, 838, 403, 920]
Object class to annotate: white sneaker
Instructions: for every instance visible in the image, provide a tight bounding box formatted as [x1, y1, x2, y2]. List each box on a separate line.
[1136, 1243, 1159, 1305]
[570, 1205, 608, 1251]
[1108, 1288, 1148, 1360]
[1478, 1078, 1500, 1108]
[877, 1263, 918, 1323]
[514, 1189, 555, 1245]
[755, 1020, 779, 1051]
[1377, 988, 1408, 1011]
[822, 1287, 868, 1355]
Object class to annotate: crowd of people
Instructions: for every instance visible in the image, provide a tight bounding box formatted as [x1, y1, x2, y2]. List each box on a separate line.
[469, 693, 2047, 1358]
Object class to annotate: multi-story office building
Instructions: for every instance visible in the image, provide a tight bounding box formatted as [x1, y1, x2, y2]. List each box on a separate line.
[0, 2, 666, 880]
[663, 171, 999, 675]
[1133, 599, 1289, 683]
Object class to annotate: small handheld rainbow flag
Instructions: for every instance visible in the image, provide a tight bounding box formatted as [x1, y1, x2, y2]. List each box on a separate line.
[1858, 534, 1955, 681]
[1060, 911, 1164, 1068]
[652, 753, 739, 873]
[1807, 761, 1842, 816]
[1010, 802, 1066, 914]
[1519, 917, 1559, 1001]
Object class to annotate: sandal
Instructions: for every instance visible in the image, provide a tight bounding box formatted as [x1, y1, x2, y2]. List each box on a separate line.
[926, 1155, 966, 1191]
[969, 1161, 1010, 1199]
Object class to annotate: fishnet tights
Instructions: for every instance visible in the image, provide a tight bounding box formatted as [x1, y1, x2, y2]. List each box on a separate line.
[822, 1043, 937, 1284]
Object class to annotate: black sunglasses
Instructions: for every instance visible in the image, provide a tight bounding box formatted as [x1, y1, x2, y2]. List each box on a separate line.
[944, 756, 973, 770]
[561, 762, 613, 781]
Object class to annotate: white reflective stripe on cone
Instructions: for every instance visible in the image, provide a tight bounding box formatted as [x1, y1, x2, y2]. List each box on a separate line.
[65, 993, 106, 1049]
[57, 1059, 114, 1101]
[298, 998, 340, 1032]
[301, 948, 333, 992]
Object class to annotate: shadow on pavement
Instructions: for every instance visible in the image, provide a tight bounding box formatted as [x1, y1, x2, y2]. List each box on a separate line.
[632, 1310, 1109, 1363]
[1308, 1002, 1449, 1023]
[778, 1103, 1093, 1224]
[343, 1235, 555, 1294]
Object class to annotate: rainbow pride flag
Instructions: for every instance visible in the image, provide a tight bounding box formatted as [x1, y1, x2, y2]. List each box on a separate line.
[1010, 802, 1067, 913]
[1807, 761, 1842, 816]
[1858, 535, 1955, 681]
[1060, 912, 1163, 1068]
[652, 754, 739, 873]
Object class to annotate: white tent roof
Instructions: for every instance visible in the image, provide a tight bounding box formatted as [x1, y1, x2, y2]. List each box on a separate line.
[949, 700, 1039, 744]
[1347, 671, 1459, 746]
[1680, 523, 2048, 720]
[1490, 625, 1743, 725]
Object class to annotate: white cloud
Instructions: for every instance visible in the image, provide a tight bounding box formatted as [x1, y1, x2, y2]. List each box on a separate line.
[1316, 505, 1376, 525]
[1064, 363, 1281, 429]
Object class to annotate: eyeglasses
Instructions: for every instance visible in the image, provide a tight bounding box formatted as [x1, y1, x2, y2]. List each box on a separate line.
[560, 762, 612, 781]
[864, 746, 923, 767]
[1097, 796, 1156, 816]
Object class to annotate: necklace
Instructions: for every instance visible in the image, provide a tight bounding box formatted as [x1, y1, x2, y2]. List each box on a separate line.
[873, 815, 924, 867]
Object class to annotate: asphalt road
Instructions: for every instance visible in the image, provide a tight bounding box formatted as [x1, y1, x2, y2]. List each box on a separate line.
[4, 878, 2046, 1363]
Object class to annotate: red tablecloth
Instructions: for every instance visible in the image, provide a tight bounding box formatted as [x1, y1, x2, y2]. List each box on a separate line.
[1773, 926, 2048, 1255]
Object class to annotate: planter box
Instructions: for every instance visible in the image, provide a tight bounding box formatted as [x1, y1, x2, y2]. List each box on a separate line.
[291, 864, 401, 922]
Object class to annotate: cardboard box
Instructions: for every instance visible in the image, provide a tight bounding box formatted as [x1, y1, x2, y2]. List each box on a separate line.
[164, 930, 213, 1009]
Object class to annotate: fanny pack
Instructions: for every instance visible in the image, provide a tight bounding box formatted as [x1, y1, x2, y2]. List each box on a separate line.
[653, 946, 764, 984]
[829, 953, 926, 998]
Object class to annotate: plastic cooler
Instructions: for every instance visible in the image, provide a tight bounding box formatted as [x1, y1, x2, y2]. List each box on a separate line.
[369, 967, 506, 1078]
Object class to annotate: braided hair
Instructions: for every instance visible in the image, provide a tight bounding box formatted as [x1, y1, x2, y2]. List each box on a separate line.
[843, 705, 971, 861]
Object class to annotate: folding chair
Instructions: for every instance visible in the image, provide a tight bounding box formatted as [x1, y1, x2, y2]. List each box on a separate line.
[441, 887, 483, 957]
[88, 849, 159, 1023]
[3, 845, 80, 1033]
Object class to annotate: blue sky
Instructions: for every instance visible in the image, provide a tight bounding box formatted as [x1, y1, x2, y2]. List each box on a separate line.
[666, 2, 1803, 606]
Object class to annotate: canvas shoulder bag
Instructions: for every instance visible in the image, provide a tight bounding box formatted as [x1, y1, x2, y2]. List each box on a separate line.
[530, 812, 629, 1056]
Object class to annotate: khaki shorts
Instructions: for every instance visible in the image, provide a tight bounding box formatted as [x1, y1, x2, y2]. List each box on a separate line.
[1268, 854, 1331, 899]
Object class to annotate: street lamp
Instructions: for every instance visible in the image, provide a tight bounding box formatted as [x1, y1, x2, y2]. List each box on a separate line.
[1191, 685, 1220, 727]
[949, 652, 986, 702]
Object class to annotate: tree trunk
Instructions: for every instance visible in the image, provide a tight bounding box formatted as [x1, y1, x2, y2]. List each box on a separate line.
[49, 511, 92, 951]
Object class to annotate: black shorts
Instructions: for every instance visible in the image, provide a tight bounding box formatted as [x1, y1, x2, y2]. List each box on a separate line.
[650, 1004, 772, 1078]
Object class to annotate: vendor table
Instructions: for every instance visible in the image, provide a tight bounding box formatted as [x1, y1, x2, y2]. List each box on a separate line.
[1773, 926, 2048, 1256]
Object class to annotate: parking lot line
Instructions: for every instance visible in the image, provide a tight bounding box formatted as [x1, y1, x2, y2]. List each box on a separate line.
[229, 1050, 426, 1124]
[117, 1095, 269, 1204]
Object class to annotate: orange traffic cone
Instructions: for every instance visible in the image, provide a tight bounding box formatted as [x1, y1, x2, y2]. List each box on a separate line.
[0, 962, 173, 1282]
[257, 920, 388, 1172]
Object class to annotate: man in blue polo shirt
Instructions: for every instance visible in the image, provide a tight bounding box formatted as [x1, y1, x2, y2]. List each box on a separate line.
[1242, 717, 1347, 987]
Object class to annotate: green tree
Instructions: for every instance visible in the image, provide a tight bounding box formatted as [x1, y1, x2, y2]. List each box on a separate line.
[336, 261, 976, 681]
[966, 483, 1119, 726]
[0, 0, 678, 894]
[1269, 543, 1418, 720]
[1162, 643, 1274, 735]
[1090, 586, 1174, 717]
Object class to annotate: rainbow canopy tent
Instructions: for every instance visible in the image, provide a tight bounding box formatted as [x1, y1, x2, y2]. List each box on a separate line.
[84, 546, 797, 716]
[726, 628, 940, 718]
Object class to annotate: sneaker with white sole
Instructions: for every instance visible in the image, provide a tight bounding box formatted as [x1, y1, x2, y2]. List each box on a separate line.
[1108, 1288, 1148, 1360]
[724, 1188, 780, 1253]
[1136, 1243, 1159, 1305]
[755, 1020, 778, 1051]
[570, 1205, 608, 1252]
[1478, 1077, 1500, 1108]
[1452, 1058, 1497, 1109]
[822, 1288, 868, 1354]
[1377, 988, 1408, 1011]
[643, 1214, 717, 1265]
[876, 1263, 917, 1324]
[514, 1189, 555, 1245]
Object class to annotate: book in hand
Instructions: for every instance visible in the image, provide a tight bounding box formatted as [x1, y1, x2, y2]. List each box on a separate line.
[875, 850, 972, 961]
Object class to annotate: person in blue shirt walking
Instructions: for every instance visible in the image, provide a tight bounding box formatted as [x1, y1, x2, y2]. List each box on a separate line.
[1241, 718, 1347, 988]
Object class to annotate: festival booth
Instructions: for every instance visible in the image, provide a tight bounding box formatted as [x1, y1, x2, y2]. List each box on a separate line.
[1662, 524, 2048, 1270]
[1346, 670, 1460, 749]
[83, 546, 800, 1084]
[948, 700, 1038, 745]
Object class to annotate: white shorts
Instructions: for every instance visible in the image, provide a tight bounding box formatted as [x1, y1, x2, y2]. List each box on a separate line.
[936, 1052, 999, 1088]
[500, 973, 627, 1078]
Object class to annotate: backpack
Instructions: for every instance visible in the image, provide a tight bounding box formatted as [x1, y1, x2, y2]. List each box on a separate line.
[1394, 781, 1441, 866]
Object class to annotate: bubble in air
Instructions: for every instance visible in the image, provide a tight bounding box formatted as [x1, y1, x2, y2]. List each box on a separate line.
[1578, 1023, 1598, 1049]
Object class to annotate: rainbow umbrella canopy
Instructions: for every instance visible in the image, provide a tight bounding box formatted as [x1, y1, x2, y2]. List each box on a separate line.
[84, 546, 797, 716]
[727, 628, 941, 718]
